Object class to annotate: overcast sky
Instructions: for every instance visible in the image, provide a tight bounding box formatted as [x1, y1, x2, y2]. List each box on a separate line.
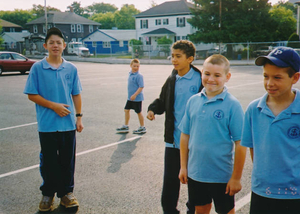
[1, 0, 282, 12]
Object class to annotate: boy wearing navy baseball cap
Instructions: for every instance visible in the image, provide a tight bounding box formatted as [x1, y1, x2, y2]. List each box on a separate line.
[241, 47, 300, 214]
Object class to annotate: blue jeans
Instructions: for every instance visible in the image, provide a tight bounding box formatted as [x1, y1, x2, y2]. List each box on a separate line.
[38, 130, 76, 198]
[161, 147, 194, 214]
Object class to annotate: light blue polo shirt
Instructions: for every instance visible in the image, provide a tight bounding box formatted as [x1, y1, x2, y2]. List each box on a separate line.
[179, 87, 244, 183]
[166, 67, 201, 149]
[24, 57, 82, 132]
[127, 71, 144, 102]
[241, 88, 300, 199]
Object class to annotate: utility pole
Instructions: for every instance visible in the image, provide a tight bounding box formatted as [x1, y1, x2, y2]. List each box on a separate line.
[45, 0, 47, 35]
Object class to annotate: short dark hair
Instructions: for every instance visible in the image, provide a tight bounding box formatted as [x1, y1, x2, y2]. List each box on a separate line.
[45, 27, 64, 43]
[172, 40, 196, 59]
[264, 60, 296, 77]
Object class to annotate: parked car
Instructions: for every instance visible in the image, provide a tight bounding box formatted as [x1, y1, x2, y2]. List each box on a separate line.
[253, 46, 273, 57]
[0, 51, 36, 75]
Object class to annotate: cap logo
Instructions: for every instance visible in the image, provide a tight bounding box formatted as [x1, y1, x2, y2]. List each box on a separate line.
[273, 49, 283, 55]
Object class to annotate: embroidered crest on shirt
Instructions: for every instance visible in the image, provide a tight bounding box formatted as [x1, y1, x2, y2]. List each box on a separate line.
[213, 110, 224, 120]
[65, 74, 71, 80]
[287, 126, 300, 139]
[189, 85, 197, 93]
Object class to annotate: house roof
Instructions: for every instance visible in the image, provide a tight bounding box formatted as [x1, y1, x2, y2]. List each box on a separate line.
[26, 11, 101, 25]
[0, 19, 22, 28]
[134, 0, 194, 18]
[1, 31, 31, 42]
[82, 29, 136, 41]
[142, 28, 175, 35]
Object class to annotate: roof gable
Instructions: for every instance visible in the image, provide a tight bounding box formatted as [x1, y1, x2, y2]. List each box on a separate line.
[135, 0, 194, 18]
[1, 31, 31, 42]
[82, 29, 136, 42]
[26, 11, 101, 25]
[0, 19, 22, 28]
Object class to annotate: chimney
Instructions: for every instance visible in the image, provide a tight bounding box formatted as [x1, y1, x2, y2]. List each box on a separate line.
[69, 6, 74, 13]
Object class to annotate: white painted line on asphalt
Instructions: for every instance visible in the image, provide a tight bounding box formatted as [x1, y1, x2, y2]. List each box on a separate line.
[235, 192, 251, 211]
[0, 122, 37, 131]
[0, 136, 142, 179]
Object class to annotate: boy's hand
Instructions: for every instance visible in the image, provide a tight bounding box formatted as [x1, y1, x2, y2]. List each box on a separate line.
[178, 168, 188, 184]
[147, 111, 155, 121]
[226, 178, 242, 196]
[53, 103, 71, 117]
[130, 95, 136, 101]
[76, 117, 84, 132]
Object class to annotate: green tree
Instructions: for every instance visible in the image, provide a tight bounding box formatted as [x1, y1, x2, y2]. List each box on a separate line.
[0, 10, 34, 28]
[85, 2, 118, 15]
[90, 12, 115, 29]
[31, 4, 60, 17]
[274, 0, 297, 14]
[269, 5, 296, 41]
[114, 4, 140, 29]
[157, 36, 173, 45]
[67, 1, 84, 15]
[188, 0, 272, 43]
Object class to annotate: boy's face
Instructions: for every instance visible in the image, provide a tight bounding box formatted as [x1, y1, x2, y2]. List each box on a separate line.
[130, 62, 140, 73]
[263, 63, 300, 99]
[171, 49, 193, 72]
[43, 35, 66, 57]
[202, 62, 231, 97]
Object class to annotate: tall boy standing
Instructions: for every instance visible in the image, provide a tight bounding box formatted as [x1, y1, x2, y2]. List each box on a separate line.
[241, 47, 300, 214]
[24, 27, 83, 212]
[179, 54, 246, 214]
[147, 40, 203, 214]
[116, 58, 146, 134]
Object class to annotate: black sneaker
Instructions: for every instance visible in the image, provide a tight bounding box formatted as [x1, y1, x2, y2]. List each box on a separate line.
[116, 125, 129, 133]
[133, 126, 146, 134]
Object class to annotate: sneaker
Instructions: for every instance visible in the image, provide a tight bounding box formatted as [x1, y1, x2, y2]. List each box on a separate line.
[133, 126, 146, 134]
[60, 192, 79, 208]
[39, 195, 54, 212]
[116, 125, 129, 133]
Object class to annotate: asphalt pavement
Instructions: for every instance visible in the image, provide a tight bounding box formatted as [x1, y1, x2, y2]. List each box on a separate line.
[0, 61, 299, 214]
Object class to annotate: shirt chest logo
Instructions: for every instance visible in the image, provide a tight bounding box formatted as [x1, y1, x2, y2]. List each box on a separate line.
[189, 85, 197, 93]
[288, 126, 300, 139]
[213, 110, 224, 120]
[65, 74, 71, 80]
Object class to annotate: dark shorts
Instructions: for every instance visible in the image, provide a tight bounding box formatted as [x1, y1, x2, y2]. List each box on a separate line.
[188, 177, 234, 214]
[124, 100, 142, 113]
[250, 192, 300, 214]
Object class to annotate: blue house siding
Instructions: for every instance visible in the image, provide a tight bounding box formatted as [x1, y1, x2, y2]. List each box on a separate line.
[84, 41, 130, 54]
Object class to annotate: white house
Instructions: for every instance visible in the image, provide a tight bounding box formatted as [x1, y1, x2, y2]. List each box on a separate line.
[134, 0, 196, 49]
[82, 29, 136, 54]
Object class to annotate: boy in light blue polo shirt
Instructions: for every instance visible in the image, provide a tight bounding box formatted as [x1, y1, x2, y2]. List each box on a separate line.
[24, 27, 83, 212]
[241, 47, 300, 214]
[179, 54, 246, 214]
[116, 58, 146, 134]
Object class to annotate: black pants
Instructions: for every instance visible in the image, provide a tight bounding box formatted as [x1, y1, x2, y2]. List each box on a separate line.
[161, 147, 194, 214]
[39, 131, 76, 198]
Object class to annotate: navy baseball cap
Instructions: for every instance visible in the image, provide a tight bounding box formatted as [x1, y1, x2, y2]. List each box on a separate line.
[255, 46, 300, 72]
[45, 27, 64, 43]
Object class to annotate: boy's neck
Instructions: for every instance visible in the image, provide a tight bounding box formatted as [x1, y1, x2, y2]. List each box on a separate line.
[177, 66, 191, 76]
[46, 56, 63, 68]
[267, 90, 296, 116]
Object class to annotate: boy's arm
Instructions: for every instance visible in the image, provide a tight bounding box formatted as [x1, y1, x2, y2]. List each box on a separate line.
[28, 94, 71, 117]
[179, 133, 190, 184]
[72, 94, 84, 133]
[226, 140, 247, 196]
[130, 87, 143, 101]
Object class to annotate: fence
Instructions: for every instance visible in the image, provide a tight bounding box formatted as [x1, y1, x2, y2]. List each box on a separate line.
[2, 41, 300, 60]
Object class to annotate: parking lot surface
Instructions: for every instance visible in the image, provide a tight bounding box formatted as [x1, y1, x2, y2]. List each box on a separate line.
[0, 62, 299, 214]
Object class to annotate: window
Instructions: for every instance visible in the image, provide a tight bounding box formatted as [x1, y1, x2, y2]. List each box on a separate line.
[71, 24, 76, 33]
[33, 25, 38, 33]
[119, 41, 124, 47]
[175, 36, 181, 42]
[177, 17, 186, 27]
[77, 24, 82, 32]
[145, 36, 151, 45]
[103, 41, 111, 48]
[163, 19, 169, 25]
[155, 19, 161, 25]
[10, 28, 15, 32]
[140, 20, 148, 29]
[89, 25, 93, 33]
[78, 38, 82, 42]
[92, 42, 97, 47]
[182, 36, 187, 40]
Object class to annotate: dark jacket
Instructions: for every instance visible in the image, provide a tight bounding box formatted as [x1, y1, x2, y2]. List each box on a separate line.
[147, 65, 203, 145]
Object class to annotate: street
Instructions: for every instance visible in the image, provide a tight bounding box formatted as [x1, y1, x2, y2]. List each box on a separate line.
[0, 61, 299, 214]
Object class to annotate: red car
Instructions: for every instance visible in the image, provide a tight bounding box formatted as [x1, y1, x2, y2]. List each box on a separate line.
[0, 51, 36, 75]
